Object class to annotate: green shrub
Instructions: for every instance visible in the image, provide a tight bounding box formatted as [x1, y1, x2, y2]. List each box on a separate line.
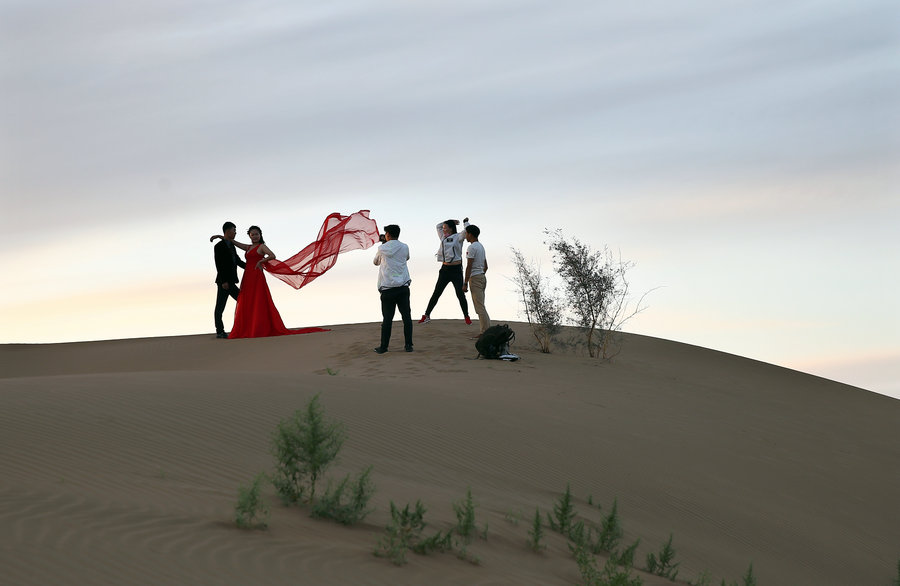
[646, 533, 679, 580]
[528, 507, 545, 553]
[549, 483, 576, 535]
[234, 473, 270, 529]
[310, 466, 375, 525]
[453, 488, 477, 542]
[894, 558, 900, 586]
[375, 500, 452, 565]
[596, 498, 623, 552]
[271, 394, 345, 505]
[571, 540, 643, 586]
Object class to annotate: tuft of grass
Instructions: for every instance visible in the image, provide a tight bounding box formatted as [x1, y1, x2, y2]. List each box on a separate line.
[894, 558, 900, 586]
[690, 569, 713, 586]
[234, 472, 270, 530]
[570, 540, 643, 586]
[310, 466, 375, 525]
[646, 533, 679, 580]
[453, 488, 477, 543]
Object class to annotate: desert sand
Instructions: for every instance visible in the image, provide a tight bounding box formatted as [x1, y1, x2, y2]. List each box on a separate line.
[1, 320, 897, 585]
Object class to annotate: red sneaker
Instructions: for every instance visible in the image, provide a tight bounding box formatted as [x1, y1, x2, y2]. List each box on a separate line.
[418, 315, 431, 324]
[464, 316, 472, 325]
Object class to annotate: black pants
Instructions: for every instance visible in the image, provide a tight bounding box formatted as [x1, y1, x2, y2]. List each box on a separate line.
[214, 282, 240, 334]
[380, 286, 413, 350]
[424, 264, 468, 317]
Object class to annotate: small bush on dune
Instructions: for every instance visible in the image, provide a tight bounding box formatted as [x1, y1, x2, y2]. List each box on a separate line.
[548, 483, 576, 535]
[511, 247, 563, 353]
[375, 500, 452, 565]
[645, 533, 679, 580]
[271, 394, 345, 505]
[310, 466, 375, 525]
[528, 507, 545, 552]
[571, 540, 643, 586]
[234, 472, 270, 529]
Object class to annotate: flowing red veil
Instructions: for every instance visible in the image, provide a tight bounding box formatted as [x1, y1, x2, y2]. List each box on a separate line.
[264, 210, 380, 289]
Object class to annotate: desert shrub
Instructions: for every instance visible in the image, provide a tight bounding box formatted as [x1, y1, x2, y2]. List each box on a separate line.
[310, 466, 375, 525]
[453, 487, 477, 542]
[548, 483, 576, 535]
[545, 230, 649, 359]
[894, 558, 900, 586]
[571, 540, 643, 586]
[610, 539, 640, 568]
[375, 500, 452, 565]
[271, 394, 345, 505]
[528, 507, 545, 552]
[646, 533, 680, 580]
[719, 563, 756, 586]
[596, 498, 623, 552]
[511, 247, 563, 352]
[689, 569, 713, 586]
[234, 472, 270, 529]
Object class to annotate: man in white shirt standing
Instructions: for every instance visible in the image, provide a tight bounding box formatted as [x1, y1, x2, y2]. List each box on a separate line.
[462, 224, 491, 335]
[373, 224, 413, 353]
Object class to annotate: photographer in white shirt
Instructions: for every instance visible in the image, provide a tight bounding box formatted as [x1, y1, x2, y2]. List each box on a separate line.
[373, 224, 413, 353]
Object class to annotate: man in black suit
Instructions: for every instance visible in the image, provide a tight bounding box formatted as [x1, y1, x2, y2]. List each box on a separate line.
[213, 221, 246, 339]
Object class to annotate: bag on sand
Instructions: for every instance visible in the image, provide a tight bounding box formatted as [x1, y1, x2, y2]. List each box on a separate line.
[475, 324, 518, 361]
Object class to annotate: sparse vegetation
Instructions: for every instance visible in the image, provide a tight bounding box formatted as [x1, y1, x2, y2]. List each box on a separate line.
[646, 533, 679, 580]
[596, 498, 623, 553]
[894, 558, 900, 586]
[310, 466, 375, 525]
[571, 540, 643, 586]
[270, 394, 345, 505]
[374, 500, 452, 565]
[528, 507, 545, 553]
[234, 472, 270, 529]
[548, 483, 577, 535]
[511, 247, 564, 352]
[453, 487, 478, 543]
[545, 229, 650, 360]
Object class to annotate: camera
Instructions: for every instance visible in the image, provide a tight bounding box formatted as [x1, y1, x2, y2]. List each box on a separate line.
[379, 233, 386, 243]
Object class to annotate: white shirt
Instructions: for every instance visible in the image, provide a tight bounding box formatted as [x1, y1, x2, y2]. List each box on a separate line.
[434, 221, 468, 263]
[374, 239, 411, 290]
[465, 241, 486, 276]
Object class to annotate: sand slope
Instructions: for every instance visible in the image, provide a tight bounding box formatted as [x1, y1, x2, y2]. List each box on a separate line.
[1, 321, 897, 585]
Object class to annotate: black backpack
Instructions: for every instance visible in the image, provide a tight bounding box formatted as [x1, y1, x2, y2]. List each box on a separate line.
[475, 324, 515, 359]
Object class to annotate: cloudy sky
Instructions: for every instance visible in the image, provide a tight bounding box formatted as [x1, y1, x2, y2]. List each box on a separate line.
[2, 0, 898, 398]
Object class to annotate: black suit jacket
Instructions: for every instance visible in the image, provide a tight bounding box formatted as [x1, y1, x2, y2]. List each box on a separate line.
[214, 240, 246, 285]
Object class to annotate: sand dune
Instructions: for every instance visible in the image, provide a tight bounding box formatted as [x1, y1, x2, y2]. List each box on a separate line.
[1, 321, 897, 585]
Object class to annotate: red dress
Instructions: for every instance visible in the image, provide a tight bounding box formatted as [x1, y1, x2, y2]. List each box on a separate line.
[228, 246, 327, 339]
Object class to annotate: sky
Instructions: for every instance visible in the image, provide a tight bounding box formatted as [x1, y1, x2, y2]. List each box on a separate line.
[2, 0, 898, 398]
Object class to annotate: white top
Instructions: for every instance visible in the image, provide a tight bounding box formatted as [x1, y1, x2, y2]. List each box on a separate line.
[465, 241, 486, 276]
[434, 220, 469, 263]
[374, 239, 411, 290]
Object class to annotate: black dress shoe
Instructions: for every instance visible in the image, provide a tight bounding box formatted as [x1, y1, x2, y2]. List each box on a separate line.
[216, 332, 228, 339]
[404, 345, 413, 352]
[373, 347, 388, 354]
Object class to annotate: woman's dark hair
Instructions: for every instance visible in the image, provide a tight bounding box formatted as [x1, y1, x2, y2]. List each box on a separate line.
[247, 225, 265, 244]
[443, 219, 458, 234]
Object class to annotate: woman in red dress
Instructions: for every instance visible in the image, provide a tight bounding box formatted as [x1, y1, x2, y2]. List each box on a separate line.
[210, 211, 380, 339]
[225, 226, 323, 339]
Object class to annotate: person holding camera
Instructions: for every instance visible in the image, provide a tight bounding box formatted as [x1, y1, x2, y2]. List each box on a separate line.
[373, 224, 413, 354]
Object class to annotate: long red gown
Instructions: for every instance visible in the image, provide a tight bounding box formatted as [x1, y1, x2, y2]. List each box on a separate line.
[228, 245, 327, 339]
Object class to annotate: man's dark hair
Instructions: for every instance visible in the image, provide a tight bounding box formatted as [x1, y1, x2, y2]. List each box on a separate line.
[465, 224, 480, 238]
[223, 221, 236, 232]
[443, 219, 458, 234]
[384, 224, 401, 239]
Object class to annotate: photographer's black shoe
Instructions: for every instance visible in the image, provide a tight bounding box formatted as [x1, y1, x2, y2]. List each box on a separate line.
[373, 347, 388, 354]
[404, 345, 413, 352]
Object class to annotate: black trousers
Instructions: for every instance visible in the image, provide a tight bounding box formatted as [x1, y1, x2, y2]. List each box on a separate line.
[380, 286, 413, 350]
[214, 282, 240, 334]
[424, 264, 468, 317]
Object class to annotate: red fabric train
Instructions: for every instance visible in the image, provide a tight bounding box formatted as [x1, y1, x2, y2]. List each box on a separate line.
[264, 209, 380, 289]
